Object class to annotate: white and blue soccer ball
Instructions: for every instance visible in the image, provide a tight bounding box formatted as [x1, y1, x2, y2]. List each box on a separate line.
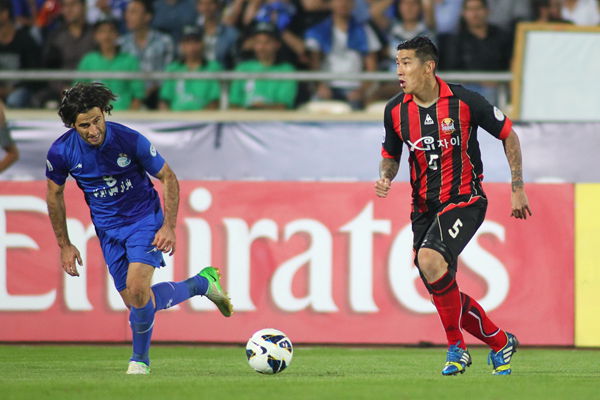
[245, 328, 293, 374]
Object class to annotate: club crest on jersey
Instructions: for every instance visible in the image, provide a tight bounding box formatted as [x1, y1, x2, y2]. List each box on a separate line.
[117, 153, 131, 168]
[441, 118, 455, 134]
[494, 106, 505, 121]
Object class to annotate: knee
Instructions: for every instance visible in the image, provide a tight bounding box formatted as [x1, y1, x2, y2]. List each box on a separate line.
[417, 248, 447, 282]
[126, 285, 150, 308]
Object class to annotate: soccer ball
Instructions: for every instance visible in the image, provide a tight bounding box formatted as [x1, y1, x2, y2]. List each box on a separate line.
[245, 328, 293, 374]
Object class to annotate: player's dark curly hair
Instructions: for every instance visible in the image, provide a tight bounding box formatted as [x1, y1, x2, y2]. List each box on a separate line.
[58, 82, 116, 127]
[396, 36, 439, 69]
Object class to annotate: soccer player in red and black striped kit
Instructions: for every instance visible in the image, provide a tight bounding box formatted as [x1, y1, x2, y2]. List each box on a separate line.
[375, 37, 532, 376]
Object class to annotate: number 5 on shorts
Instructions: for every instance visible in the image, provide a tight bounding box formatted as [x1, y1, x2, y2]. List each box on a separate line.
[448, 218, 463, 238]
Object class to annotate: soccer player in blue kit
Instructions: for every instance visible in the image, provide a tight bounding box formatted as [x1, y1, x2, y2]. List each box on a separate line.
[45, 82, 233, 374]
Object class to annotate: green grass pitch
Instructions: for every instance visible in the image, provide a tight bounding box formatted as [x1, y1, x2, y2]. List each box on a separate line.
[1, 345, 598, 400]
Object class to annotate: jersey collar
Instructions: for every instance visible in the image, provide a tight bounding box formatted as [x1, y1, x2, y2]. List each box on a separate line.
[402, 76, 454, 103]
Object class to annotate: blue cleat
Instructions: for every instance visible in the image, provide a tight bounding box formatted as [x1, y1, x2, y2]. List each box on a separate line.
[441, 342, 472, 376]
[488, 332, 519, 375]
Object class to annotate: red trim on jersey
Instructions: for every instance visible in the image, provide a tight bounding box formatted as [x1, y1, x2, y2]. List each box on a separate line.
[408, 101, 427, 211]
[438, 195, 482, 216]
[381, 146, 395, 159]
[437, 76, 454, 98]
[458, 100, 474, 195]
[499, 118, 513, 140]
[437, 97, 453, 204]
[402, 76, 453, 104]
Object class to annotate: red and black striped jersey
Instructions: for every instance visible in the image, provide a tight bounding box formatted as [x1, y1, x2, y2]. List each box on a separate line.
[381, 76, 512, 213]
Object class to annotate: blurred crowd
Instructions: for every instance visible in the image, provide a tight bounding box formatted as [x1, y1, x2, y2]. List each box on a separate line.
[0, 0, 598, 111]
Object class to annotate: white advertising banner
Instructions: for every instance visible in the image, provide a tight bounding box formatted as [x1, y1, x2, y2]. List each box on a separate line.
[1, 120, 599, 183]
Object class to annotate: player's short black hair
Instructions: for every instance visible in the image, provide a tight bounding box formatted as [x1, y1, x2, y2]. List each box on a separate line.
[58, 82, 116, 127]
[396, 36, 439, 67]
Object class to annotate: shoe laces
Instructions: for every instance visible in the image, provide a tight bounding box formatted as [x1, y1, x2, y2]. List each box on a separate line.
[446, 343, 466, 363]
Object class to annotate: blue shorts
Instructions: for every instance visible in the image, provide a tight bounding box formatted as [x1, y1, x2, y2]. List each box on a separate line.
[96, 210, 166, 292]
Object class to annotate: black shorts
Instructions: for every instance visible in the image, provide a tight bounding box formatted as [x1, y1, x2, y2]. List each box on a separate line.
[412, 196, 487, 273]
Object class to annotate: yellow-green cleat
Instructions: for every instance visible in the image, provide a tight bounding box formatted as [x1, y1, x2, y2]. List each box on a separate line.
[199, 266, 234, 317]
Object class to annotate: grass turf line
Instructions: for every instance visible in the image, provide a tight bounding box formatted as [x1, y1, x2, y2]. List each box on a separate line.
[0, 345, 598, 400]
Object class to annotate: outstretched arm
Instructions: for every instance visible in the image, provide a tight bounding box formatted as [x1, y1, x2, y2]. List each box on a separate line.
[46, 179, 82, 276]
[153, 163, 179, 255]
[502, 130, 532, 219]
[0, 143, 18, 172]
[375, 158, 399, 198]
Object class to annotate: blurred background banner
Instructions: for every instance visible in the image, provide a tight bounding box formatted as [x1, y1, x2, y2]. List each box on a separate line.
[0, 181, 573, 345]
[3, 119, 599, 183]
[513, 25, 600, 122]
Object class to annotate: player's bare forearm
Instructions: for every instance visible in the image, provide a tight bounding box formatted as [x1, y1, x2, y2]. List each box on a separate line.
[502, 130, 524, 192]
[379, 157, 399, 181]
[0, 144, 19, 172]
[375, 158, 399, 198]
[502, 130, 532, 219]
[156, 163, 179, 229]
[46, 179, 71, 247]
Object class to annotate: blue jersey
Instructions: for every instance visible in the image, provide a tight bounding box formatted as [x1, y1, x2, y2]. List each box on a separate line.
[46, 121, 166, 230]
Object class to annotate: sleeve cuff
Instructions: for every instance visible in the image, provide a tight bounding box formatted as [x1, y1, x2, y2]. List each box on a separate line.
[381, 146, 396, 159]
[499, 118, 513, 140]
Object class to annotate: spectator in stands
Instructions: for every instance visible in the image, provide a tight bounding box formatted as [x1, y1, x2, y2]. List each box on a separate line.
[0, 0, 41, 108]
[229, 22, 298, 109]
[77, 18, 145, 110]
[152, 0, 197, 42]
[440, 0, 511, 103]
[486, 0, 532, 34]
[34, 0, 95, 108]
[0, 99, 18, 173]
[196, 0, 239, 69]
[561, 0, 600, 26]
[11, 0, 45, 28]
[421, 0, 462, 34]
[159, 25, 222, 110]
[532, 0, 572, 23]
[120, 0, 174, 109]
[86, 0, 128, 26]
[236, 0, 308, 67]
[35, 0, 62, 31]
[371, 0, 436, 71]
[305, 0, 381, 109]
[369, 0, 435, 103]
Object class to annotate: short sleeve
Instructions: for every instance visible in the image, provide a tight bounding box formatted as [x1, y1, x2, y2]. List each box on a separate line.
[381, 102, 403, 161]
[468, 91, 512, 140]
[45, 145, 69, 185]
[135, 133, 165, 176]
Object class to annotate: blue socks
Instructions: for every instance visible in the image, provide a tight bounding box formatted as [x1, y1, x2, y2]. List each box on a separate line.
[129, 299, 155, 366]
[129, 275, 209, 365]
[151, 275, 209, 311]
